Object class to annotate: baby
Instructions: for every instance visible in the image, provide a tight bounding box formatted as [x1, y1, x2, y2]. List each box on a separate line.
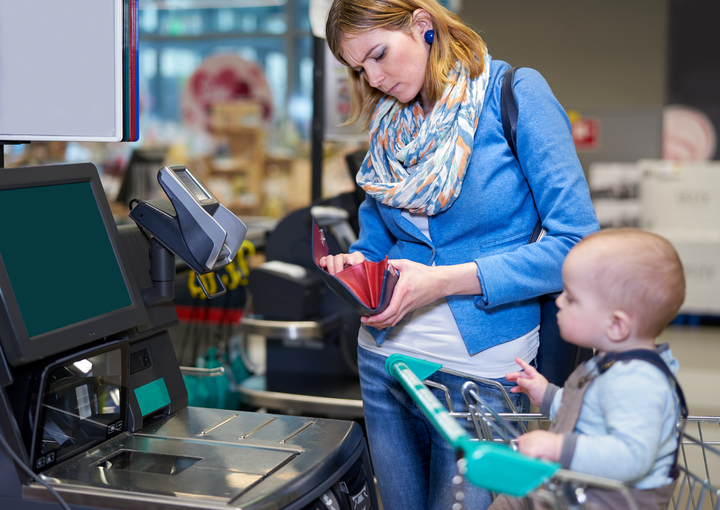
[490, 228, 687, 510]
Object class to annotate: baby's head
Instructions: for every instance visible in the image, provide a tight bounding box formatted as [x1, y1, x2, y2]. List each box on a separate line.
[557, 228, 685, 349]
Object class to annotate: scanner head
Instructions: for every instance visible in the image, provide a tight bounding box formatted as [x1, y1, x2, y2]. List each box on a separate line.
[129, 165, 247, 275]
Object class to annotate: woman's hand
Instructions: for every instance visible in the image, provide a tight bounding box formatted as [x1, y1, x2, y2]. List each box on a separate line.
[362, 260, 482, 329]
[318, 252, 366, 275]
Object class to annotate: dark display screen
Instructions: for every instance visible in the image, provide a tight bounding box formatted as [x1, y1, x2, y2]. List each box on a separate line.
[33, 344, 126, 471]
[0, 182, 132, 338]
[175, 168, 211, 202]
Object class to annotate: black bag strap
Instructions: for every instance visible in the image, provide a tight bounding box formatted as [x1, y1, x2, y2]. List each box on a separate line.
[500, 66, 545, 245]
[501, 66, 520, 161]
[597, 347, 688, 478]
[502, 66, 592, 384]
[501, 66, 561, 300]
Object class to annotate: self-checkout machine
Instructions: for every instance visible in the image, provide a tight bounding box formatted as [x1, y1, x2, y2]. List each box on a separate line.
[0, 162, 377, 510]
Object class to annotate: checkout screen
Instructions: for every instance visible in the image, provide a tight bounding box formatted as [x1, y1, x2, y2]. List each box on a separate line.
[0, 182, 132, 338]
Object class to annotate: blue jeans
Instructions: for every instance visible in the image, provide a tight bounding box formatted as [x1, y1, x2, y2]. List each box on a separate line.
[358, 346, 530, 510]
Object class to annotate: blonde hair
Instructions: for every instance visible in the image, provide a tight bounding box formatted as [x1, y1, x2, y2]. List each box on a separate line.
[575, 229, 686, 338]
[325, 0, 487, 129]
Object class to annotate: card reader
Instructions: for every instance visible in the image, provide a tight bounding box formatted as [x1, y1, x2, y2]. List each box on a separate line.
[129, 165, 247, 299]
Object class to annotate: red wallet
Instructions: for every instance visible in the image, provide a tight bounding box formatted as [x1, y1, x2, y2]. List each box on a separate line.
[312, 221, 398, 316]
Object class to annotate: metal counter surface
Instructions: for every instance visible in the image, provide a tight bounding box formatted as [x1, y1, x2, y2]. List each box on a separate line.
[27, 406, 364, 510]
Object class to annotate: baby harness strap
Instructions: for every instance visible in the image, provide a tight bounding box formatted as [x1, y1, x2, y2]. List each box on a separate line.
[597, 347, 688, 418]
[597, 346, 689, 479]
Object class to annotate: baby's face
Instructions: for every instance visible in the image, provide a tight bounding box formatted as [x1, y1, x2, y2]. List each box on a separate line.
[555, 251, 611, 349]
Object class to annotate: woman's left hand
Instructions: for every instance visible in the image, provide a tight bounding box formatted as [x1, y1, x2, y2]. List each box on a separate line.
[361, 259, 482, 329]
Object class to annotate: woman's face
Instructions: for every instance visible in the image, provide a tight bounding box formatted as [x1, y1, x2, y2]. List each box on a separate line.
[340, 24, 432, 105]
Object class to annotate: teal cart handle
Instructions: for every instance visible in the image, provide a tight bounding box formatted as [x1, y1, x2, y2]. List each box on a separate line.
[385, 354, 560, 497]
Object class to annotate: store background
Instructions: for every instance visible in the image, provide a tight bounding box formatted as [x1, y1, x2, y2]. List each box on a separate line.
[3, 0, 720, 415]
[464, 0, 720, 416]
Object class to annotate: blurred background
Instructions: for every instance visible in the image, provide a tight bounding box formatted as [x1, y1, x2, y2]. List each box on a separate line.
[3, 0, 720, 416]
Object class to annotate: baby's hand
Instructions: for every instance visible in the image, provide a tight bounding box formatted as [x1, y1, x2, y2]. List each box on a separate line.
[506, 357, 548, 408]
[516, 430, 564, 462]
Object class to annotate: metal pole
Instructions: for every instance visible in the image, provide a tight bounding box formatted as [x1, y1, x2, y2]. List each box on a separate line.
[311, 36, 325, 202]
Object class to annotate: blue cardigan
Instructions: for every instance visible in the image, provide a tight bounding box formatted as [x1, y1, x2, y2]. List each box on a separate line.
[352, 57, 600, 355]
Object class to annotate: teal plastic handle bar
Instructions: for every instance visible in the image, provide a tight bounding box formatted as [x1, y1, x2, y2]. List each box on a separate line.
[385, 354, 560, 497]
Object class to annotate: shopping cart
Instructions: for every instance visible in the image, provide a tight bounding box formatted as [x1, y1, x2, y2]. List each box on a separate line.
[385, 353, 720, 510]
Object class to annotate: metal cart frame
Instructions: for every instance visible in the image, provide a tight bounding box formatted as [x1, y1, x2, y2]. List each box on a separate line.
[386, 353, 720, 510]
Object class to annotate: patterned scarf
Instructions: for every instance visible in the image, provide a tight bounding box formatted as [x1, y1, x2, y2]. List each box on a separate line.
[356, 54, 491, 215]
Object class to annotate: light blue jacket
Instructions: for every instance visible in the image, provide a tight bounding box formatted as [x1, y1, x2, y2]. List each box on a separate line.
[543, 346, 681, 489]
[351, 57, 600, 355]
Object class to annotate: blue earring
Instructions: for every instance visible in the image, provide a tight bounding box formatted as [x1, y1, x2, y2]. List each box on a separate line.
[424, 30, 434, 45]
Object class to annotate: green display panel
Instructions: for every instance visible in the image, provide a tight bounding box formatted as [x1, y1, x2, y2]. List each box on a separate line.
[134, 378, 171, 416]
[0, 182, 132, 338]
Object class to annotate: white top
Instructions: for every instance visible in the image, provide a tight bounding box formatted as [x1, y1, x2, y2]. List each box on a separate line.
[357, 210, 539, 379]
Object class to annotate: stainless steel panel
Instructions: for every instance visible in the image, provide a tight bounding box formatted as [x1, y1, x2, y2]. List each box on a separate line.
[41, 432, 299, 502]
[27, 407, 364, 510]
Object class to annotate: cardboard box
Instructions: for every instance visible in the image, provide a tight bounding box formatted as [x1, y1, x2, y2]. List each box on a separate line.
[592, 198, 641, 229]
[639, 159, 720, 231]
[650, 229, 720, 315]
[588, 162, 640, 199]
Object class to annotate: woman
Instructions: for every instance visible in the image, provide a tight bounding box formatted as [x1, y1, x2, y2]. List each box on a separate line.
[321, 1, 600, 509]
